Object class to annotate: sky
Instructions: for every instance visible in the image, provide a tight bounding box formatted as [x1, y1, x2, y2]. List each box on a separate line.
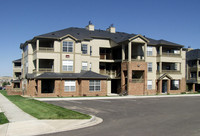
[0, 0, 199, 77]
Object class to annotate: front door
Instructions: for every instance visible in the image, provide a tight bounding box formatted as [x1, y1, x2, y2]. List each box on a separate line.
[162, 80, 168, 93]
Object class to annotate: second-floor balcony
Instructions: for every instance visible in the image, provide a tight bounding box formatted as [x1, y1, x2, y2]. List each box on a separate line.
[157, 70, 181, 74]
[161, 52, 181, 57]
[38, 47, 54, 52]
[33, 59, 54, 73]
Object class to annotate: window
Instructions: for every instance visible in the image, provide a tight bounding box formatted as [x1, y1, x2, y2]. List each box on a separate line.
[81, 44, 87, 54]
[89, 80, 100, 91]
[90, 46, 92, 56]
[63, 41, 73, 52]
[82, 62, 88, 70]
[171, 80, 180, 90]
[148, 62, 152, 72]
[147, 46, 153, 56]
[147, 80, 152, 90]
[64, 80, 76, 92]
[62, 60, 73, 71]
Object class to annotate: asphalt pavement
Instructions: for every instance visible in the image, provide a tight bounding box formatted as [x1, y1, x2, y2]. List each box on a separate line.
[41, 96, 200, 136]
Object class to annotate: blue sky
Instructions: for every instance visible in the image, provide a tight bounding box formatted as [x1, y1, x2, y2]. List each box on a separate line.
[0, 0, 199, 77]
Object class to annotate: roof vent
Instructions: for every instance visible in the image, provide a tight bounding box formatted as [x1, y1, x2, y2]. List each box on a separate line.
[86, 21, 94, 31]
[106, 24, 116, 33]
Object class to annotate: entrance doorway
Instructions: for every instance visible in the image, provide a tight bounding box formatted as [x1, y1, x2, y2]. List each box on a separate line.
[162, 80, 168, 93]
[111, 79, 121, 94]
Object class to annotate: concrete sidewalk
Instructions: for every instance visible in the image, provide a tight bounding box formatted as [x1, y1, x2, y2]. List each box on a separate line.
[0, 93, 37, 122]
[35, 93, 200, 101]
[0, 93, 102, 136]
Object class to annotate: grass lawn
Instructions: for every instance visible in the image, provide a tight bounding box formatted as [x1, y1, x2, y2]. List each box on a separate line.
[0, 90, 91, 119]
[0, 112, 9, 124]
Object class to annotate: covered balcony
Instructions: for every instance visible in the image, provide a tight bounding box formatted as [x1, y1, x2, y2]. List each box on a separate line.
[122, 42, 147, 62]
[33, 39, 54, 52]
[157, 62, 181, 74]
[33, 59, 54, 73]
[99, 62, 121, 78]
[157, 46, 181, 57]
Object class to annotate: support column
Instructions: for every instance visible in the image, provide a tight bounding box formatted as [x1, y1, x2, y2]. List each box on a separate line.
[159, 46, 162, 56]
[159, 62, 162, 73]
[128, 42, 132, 62]
[144, 43, 147, 61]
[36, 59, 39, 72]
[122, 44, 125, 61]
[36, 40, 39, 51]
[180, 48, 182, 57]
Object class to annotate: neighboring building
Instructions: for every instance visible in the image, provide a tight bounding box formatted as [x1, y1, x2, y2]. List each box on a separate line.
[9, 23, 187, 97]
[186, 49, 200, 92]
[12, 58, 22, 89]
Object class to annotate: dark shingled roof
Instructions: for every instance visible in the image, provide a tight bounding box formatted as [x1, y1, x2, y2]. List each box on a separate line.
[35, 27, 183, 47]
[186, 49, 200, 60]
[12, 58, 21, 63]
[35, 71, 109, 80]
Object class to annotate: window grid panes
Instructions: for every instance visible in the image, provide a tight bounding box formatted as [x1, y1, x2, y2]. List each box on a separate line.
[171, 80, 180, 90]
[147, 46, 153, 56]
[148, 62, 152, 72]
[62, 60, 73, 71]
[89, 80, 101, 91]
[147, 80, 152, 90]
[64, 80, 76, 92]
[82, 62, 88, 70]
[63, 41, 73, 52]
[82, 44, 87, 54]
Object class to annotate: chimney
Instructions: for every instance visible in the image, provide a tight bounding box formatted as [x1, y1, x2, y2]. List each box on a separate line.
[106, 24, 116, 33]
[86, 21, 94, 31]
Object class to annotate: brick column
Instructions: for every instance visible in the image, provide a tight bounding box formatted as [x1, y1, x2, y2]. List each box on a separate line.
[193, 83, 196, 92]
[167, 80, 170, 94]
[38, 80, 41, 95]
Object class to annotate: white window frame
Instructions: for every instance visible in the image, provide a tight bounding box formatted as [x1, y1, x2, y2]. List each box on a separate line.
[148, 62, 153, 72]
[81, 44, 88, 54]
[89, 80, 101, 91]
[64, 80, 76, 92]
[147, 80, 152, 90]
[82, 62, 88, 71]
[63, 41, 73, 52]
[147, 46, 153, 56]
[62, 60, 73, 71]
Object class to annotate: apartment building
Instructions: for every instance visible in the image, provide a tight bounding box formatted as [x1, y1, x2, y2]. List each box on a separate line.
[186, 49, 200, 92]
[9, 23, 187, 97]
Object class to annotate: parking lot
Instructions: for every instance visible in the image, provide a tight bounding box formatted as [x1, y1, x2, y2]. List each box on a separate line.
[42, 96, 200, 136]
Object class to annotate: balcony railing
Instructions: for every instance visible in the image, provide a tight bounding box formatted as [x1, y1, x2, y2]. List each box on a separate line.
[33, 68, 54, 73]
[157, 70, 181, 74]
[161, 53, 181, 57]
[38, 47, 54, 52]
[132, 79, 144, 83]
[100, 69, 120, 78]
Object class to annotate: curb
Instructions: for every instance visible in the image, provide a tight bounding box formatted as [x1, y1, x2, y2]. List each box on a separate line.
[35, 94, 200, 101]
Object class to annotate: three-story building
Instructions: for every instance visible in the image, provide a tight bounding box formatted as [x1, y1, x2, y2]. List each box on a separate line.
[11, 23, 187, 97]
